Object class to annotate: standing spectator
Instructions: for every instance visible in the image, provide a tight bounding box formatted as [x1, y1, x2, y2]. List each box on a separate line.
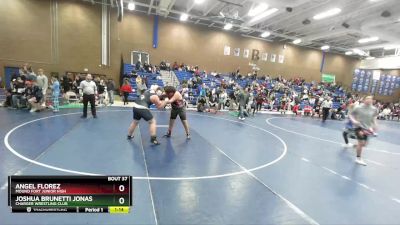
[218, 89, 227, 110]
[62, 75, 71, 93]
[79, 74, 97, 119]
[72, 75, 82, 94]
[26, 66, 37, 81]
[106, 79, 115, 105]
[97, 80, 106, 106]
[237, 88, 249, 120]
[36, 69, 48, 107]
[136, 76, 147, 93]
[321, 97, 333, 122]
[51, 76, 60, 112]
[120, 79, 133, 105]
[255, 93, 264, 113]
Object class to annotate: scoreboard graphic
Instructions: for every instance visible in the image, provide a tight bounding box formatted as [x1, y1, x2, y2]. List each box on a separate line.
[8, 176, 132, 213]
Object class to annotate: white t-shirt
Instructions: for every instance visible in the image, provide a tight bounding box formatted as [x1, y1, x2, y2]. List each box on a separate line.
[321, 100, 332, 108]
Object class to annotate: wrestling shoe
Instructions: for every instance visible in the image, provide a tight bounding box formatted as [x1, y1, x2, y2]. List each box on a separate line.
[355, 157, 367, 166]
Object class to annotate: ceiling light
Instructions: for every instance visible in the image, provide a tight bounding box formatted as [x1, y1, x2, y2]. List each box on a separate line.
[195, 0, 205, 4]
[352, 48, 366, 56]
[260, 31, 271, 38]
[345, 51, 353, 55]
[358, 37, 379, 43]
[224, 23, 233, 30]
[127, 2, 135, 11]
[248, 8, 278, 24]
[313, 8, 342, 20]
[248, 3, 269, 17]
[366, 56, 375, 60]
[293, 39, 302, 44]
[180, 13, 189, 21]
[321, 45, 330, 50]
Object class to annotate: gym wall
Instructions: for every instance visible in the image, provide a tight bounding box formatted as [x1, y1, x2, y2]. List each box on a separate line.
[3, 0, 398, 102]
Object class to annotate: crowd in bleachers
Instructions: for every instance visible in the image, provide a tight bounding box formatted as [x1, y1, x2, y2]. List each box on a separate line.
[167, 62, 400, 121]
[1, 61, 399, 121]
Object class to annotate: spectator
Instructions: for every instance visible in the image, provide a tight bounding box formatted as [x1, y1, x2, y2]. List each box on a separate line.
[26, 80, 43, 113]
[51, 76, 60, 112]
[11, 77, 26, 109]
[3, 88, 13, 107]
[237, 88, 249, 120]
[97, 79, 106, 106]
[135, 61, 141, 71]
[120, 79, 133, 105]
[136, 77, 147, 93]
[62, 74, 71, 93]
[218, 89, 227, 110]
[72, 75, 82, 94]
[26, 66, 37, 81]
[106, 79, 115, 105]
[36, 68, 48, 107]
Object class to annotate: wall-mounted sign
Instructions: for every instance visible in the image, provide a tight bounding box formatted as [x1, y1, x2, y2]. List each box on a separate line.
[224, 45, 231, 56]
[270, 54, 276, 63]
[234, 48, 240, 57]
[372, 70, 381, 80]
[321, 73, 335, 83]
[243, 49, 250, 58]
[278, 55, 284, 63]
[252, 49, 260, 60]
[261, 53, 268, 61]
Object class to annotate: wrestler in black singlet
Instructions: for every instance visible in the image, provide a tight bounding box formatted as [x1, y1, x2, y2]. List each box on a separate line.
[132, 90, 156, 121]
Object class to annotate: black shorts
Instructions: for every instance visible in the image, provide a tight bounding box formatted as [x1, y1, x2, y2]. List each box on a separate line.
[132, 107, 153, 121]
[171, 107, 186, 120]
[355, 128, 368, 141]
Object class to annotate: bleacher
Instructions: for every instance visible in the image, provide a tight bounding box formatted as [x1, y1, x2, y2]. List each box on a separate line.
[0, 88, 6, 102]
[138, 72, 164, 88]
[123, 64, 165, 101]
[174, 71, 193, 82]
[143, 68, 347, 111]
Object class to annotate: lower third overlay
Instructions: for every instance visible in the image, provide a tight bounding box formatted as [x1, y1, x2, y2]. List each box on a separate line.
[8, 175, 132, 214]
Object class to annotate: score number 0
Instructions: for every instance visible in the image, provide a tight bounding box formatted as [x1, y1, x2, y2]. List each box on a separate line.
[118, 184, 126, 205]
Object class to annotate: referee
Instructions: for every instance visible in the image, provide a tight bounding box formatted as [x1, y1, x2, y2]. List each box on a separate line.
[79, 74, 97, 118]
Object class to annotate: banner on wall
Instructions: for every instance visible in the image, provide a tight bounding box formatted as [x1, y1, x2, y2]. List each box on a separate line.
[364, 70, 372, 92]
[378, 74, 388, 95]
[224, 45, 231, 56]
[278, 55, 285, 63]
[396, 76, 400, 89]
[351, 69, 371, 93]
[321, 73, 335, 83]
[270, 54, 276, 63]
[233, 48, 240, 57]
[243, 49, 249, 58]
[372, 70, 381, 80]
[389, 75, 396, 95]
[261, 53, 268, 61]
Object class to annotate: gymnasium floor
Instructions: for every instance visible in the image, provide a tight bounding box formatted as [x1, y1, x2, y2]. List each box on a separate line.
[1, 107, 400, 225]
